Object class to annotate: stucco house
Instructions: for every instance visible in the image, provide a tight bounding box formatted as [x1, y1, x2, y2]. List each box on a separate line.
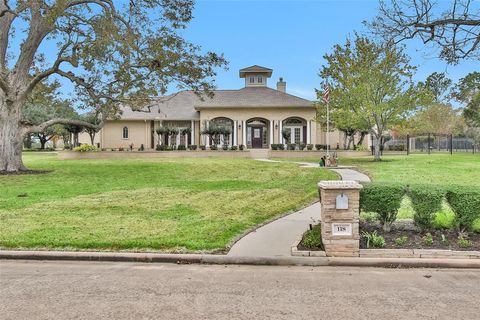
[93, 65, 341, 149]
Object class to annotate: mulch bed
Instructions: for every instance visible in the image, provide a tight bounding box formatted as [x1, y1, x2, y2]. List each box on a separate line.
[360, 222, 480, 251]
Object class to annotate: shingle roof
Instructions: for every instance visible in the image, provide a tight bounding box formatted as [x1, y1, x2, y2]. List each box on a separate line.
[239, 65, 273, 78]
[117, 87, 314, 121]
[195, 87, 314, 109]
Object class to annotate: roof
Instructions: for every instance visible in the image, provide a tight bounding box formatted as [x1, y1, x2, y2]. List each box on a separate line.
[239, 65, 273, 78]
[118, 91, 202, 121]
[195, 87, 314, 109]
[117, 87, 314, 121]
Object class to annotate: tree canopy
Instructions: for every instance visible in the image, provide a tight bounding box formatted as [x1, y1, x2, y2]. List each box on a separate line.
[318, 35, 427, 160]
[0, 0, 227, 172]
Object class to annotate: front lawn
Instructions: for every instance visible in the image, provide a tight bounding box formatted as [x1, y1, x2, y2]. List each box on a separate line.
[274, 154, 480, 231]
[0, 153, 336, 252]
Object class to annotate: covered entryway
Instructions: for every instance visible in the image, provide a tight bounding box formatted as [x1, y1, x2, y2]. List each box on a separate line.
[246, 118, 270, 149]
[282, 117, 307, 144]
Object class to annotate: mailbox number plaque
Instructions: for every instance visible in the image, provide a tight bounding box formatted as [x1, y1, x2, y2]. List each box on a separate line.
[332, 223, 352, 236]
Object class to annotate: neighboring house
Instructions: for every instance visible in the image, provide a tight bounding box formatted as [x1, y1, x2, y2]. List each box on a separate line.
[95, 65, 348, 149]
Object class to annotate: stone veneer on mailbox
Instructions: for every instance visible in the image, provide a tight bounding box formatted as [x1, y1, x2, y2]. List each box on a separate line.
[318, 180, 363, 257]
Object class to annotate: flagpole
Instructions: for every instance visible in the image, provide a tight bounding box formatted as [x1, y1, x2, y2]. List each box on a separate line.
[325, 80, 330, 158]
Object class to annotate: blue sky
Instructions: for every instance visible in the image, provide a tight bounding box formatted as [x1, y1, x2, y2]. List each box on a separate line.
[8, 0, 479, 103]
[180, 0, 479, 101]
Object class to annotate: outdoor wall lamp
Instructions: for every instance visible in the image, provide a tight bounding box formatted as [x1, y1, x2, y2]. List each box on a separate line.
[275, 123, 278, 130]
[238, 123, 242, 129]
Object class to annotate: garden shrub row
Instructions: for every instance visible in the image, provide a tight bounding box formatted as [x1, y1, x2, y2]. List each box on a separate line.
[270, 143, 315, 150]
[360, 183, 480, 232]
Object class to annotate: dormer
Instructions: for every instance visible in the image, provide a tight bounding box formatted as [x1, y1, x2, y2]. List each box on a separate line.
[239, 65, 273, 88]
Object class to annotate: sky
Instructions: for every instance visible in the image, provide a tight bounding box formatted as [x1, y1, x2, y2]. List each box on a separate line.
[7, 0, 479, 104]
[179, 0, 479, 101]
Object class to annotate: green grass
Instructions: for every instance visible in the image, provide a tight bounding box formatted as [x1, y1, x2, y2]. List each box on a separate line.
[274, 154, 480, 231]
[0, 153, 336, 252]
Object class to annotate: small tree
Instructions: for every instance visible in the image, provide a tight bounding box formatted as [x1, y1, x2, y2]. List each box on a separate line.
[155, 127, 170, 146]
[281, 127, 291, 144]
[319, 35, 428, 161]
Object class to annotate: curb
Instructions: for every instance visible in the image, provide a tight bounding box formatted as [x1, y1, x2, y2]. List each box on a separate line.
[1, 250, 479, 268]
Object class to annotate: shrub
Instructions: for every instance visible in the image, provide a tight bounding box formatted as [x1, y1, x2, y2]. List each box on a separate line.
[408, 186, 444, 231]
[277, 144, 285, 150]
[422, 232, 434, 246]
[458, 237, 472, 248]
[119, 147, 124, 151]
[315, 144, 327, 150]
[287, 143, 295, 150]
[446, 188, 480, 231]
[307, 144, 313, 150]
[360, 183, 405, 232]
[301, 225, 323, 249]
[239, 144, 245, 150]
[270, 144, 278, 150]
[394, 235, 408, 247]
[299, 143, 306, 151]
[230, 145, 238, 151]
[177, 145, 186, 151]
[188, 145, 197, 151]
[200, 145, 206, 150]
[222, 144, 229, 150]
[355, 144, 369, 152]
[73, 144, 98, 152]
[210, 145, 218, 150]
[362, 231, 385, 248]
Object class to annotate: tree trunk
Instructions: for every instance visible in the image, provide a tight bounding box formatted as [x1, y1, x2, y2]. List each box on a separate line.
[89, 131, 96, 146]
[73, 132, 79, 147]
[23, 133, 32, 149]
[357, 132, 366, 146]
[38, 134, 48, 150]
[0, 104, 27, 172]
[373, 134, 382, 161]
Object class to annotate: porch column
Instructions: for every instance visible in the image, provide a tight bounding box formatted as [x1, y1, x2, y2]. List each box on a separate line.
[269, 120, 274, 147]
[191, 120, 195, 146]
[233, 120, 238, 145]
[242, 121, 247, 147]
[279, 120, 283, 144]
[205, 121, 210, 147]
[306, 120, 311, 144]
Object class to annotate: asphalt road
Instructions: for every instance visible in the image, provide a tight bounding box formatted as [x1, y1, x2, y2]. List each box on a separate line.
[1, 260, 479, 320]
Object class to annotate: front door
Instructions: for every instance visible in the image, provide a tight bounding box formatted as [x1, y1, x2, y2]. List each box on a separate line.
[251, 127, 263, 148]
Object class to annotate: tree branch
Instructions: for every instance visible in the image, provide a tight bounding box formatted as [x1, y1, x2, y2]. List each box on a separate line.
[24, 117, 104, 134]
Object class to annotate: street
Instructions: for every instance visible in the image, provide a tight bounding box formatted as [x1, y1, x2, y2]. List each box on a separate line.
[1, 260, 479, 319]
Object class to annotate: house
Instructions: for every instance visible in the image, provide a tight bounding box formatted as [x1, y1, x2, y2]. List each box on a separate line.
[93, 65, 345, 149]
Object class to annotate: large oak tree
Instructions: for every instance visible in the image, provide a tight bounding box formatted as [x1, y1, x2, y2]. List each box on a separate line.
[0, 0, 226, 172]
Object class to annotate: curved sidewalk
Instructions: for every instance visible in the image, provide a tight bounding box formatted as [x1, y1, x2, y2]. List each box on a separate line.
[228, 160, 370, 257]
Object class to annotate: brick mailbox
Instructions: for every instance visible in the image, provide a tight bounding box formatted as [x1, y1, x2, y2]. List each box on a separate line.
[318, 180, 363, 257]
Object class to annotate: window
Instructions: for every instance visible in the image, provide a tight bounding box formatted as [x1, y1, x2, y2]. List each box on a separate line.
[122, 126, 129, 139]
[294, 128, 301, 144]
[257, 77, 262, 83]
[250, 77, 255, 83]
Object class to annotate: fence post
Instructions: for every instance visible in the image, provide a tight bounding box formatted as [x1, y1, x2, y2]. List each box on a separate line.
[406, 134, 410, 155]
[450, 134, 453, 155]
[428, 133, 431, 155]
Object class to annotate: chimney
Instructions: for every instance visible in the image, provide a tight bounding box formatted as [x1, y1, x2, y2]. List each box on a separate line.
[277, 77, 286, 92]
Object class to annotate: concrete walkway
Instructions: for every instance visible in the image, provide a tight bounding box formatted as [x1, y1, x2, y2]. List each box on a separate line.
[228, 202, 320, 257]
[227, 159, 371, 257]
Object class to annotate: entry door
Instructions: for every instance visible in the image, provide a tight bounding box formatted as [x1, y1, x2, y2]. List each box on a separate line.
[252, 127, 263, 148]
[290, 127, 303, 144]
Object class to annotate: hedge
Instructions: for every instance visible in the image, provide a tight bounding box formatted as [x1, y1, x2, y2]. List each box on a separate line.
[408, 186, 444, 231]
[360, 183, 405, 232]
[360, 183, 480, 232]
[446, 188, 480, 232]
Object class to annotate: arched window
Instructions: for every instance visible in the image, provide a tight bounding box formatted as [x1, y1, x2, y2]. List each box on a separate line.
[122, 126, 129, 139]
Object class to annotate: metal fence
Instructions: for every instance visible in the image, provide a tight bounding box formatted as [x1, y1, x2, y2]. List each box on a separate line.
[373, 135, 478, 155]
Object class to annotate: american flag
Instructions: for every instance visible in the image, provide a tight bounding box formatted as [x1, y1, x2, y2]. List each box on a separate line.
[323, 83, 330, 104]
